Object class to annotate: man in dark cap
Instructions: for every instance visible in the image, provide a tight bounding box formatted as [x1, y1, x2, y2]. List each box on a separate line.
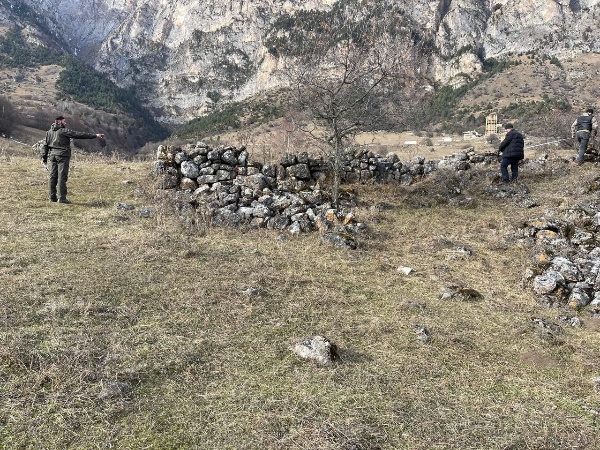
[571, 108, 598, 165]
[40, 116, 104, 203]
[498, 123, 524, 184]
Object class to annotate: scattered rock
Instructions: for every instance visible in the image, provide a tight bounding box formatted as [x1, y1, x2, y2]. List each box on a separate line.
[412, 324, 431, 342]
[98, 380, 133, 400]
[291, 336, 339, 366]
[440, 285, 483, 302]
[138, 208, 154, 218]
[556, 315, 582, 327]
[115, 202, 135, 211]
[586, 308, 600, 318]
[444, 246, 473, 259]
[241, 286, 262, 298]
[320, 232, 358, 250]
[530, 317, 564, 334]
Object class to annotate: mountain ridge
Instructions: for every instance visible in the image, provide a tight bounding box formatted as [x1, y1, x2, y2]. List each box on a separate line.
[4, 0, 597, 124]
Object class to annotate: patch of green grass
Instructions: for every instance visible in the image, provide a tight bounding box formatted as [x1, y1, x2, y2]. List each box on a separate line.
[175, 94, 284, 139]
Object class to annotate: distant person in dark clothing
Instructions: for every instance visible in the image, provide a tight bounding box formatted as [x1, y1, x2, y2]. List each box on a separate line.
[40, 116, 104, 203]
[571, 108, 598, 165]
[498, 123, 524, 184]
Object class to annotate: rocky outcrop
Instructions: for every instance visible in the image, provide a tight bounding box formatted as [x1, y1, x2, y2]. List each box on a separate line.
[15, 0, 600, 122]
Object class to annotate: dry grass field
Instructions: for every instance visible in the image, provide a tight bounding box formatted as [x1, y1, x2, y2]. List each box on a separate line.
[460, 53, 600, 116]
[0, 65, 64, 127]
[1, 139, 599, 449]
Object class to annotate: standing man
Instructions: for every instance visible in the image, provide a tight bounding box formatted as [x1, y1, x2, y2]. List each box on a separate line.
[40, 116, 104, 203]
[571, 108, 598, 165]
[498, 123, 524, 184]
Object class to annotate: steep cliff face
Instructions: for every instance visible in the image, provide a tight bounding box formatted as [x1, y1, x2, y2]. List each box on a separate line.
[0, 0, 130, 57]
[91, 0, 340, 123]
[483, 0, 598, 55]
[16, 0, 600, 123]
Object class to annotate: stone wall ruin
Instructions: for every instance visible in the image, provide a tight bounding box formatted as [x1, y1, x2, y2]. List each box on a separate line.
[149, 141, 600, 311]
[151, 142, 503, 235]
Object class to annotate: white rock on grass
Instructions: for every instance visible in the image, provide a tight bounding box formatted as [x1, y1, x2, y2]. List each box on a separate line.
[291, 335, 338, 366]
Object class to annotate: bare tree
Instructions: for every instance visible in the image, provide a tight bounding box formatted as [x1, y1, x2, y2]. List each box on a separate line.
[532, 109, 576, 147]
[278, 3, 420, 206]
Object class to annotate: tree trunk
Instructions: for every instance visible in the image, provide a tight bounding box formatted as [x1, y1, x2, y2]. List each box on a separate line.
[332, 135, 342, 208]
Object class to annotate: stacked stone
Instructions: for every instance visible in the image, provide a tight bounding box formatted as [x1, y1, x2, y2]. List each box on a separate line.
[153, 142, 366, 234]
[153, 143, 252, 191]
[335, 148, 468, 186]
[526, 214, 600, 310]
[151, 143, 506, 233]
[339, 147, 403, 183]
[153, 143, 502, 193]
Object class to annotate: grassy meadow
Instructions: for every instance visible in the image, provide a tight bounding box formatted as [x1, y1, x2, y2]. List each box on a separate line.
[0, 141, 599, 449]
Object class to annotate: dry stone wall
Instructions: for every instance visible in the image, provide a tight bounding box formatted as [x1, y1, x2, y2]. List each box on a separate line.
[152, 142, 501, 234]
[150, 140, 600, 312]
[526, 213, 600, 312]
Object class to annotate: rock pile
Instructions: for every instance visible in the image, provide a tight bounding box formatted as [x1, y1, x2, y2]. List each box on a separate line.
[524, 212, 600, 312]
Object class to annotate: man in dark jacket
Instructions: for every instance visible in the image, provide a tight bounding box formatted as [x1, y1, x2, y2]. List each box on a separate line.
[498, 123, 524, 184]
[40, 116, 104, 203]
[571, 108, 598, 165]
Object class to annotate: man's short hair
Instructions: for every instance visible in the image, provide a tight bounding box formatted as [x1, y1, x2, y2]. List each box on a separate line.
[586, 108, 594, 115]
[504, 123, 513, 129]
[55, 116, 65, 121]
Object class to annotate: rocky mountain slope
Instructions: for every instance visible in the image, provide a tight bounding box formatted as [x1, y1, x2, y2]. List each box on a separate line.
[2, 0, 599, 125]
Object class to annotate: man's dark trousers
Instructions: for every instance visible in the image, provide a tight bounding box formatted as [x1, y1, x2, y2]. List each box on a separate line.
[48, 154, 70, 201]
[576, 130, 591, 163]
[501, 156, 520, 183]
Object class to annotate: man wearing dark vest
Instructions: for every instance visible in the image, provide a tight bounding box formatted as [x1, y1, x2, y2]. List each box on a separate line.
[40, 116, 104, 203]
[571, 108, 598, 165]
[498, 123, 525, 184]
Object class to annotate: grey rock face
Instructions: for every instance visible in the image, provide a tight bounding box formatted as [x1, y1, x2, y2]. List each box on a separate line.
[533, 271, 566, 295]
[18, 0, 600, 123]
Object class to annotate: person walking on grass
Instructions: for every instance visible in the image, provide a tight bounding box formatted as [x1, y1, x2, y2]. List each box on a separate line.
[40, 116, 104, 203]
[498, 123, 524, 184]
[571, 108, 598, 165]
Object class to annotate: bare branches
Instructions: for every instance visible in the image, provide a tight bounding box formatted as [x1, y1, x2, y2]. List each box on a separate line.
[275, 1, 423, 205]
